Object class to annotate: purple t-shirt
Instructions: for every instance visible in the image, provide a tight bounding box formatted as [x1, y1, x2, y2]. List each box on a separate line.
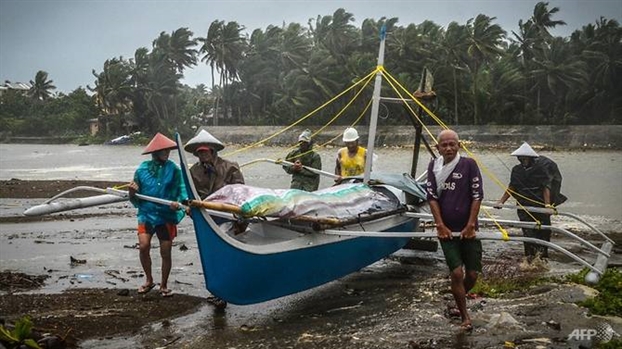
[426, 157, 483, 231]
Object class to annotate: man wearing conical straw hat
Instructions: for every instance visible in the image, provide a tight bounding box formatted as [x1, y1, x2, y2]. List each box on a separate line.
[495, 142, 567, 261]
[128, 133, 187, 298]
[184, 129, 245, 200]
[183, 129, 245, 310]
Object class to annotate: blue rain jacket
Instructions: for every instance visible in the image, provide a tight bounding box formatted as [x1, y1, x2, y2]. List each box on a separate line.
[131, 159, 187, 225]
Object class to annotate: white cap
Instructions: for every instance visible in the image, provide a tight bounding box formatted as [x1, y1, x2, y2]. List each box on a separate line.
[511, 142, 539, 157]
[184, 129, 225, 153]
[342, 127, 359, 142]
[298, 129, 312, 143]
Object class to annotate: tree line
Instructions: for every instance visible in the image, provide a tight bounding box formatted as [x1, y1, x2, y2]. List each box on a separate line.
[1, 2, 620, 140]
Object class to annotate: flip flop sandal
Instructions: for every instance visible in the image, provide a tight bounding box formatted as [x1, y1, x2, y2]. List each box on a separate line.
[460, 323, 473, 333]
[444, 304, 461, 319]
[207, 296, 227, 310]
[137, 283, 156, 294]
[160, 289, 173, 297]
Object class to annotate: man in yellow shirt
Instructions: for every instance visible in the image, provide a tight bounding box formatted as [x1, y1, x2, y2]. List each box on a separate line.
[334, 127, 367, 182]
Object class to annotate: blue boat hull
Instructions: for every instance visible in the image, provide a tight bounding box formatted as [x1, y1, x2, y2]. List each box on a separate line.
[176, 134, 415, 305]
[190, 208, 414, 304]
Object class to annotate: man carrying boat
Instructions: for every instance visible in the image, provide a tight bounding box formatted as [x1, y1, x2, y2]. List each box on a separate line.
[128, 133, 187, 298]
[184, 129, 245, 199]
[282, 129, 322, 191]
[426, 129, 483, 332]
[494, 142, 567, 261]
[184, 129, 245, 309]
[334, 127, 367, 182]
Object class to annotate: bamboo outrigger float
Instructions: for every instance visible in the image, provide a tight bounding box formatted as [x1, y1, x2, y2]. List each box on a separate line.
[23, 27, 614, 305]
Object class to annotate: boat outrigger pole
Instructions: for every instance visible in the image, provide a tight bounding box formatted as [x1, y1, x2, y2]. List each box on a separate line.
[363, 25, 386, 183]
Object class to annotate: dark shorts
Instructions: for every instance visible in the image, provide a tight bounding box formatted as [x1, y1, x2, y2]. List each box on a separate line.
[440, 239, 482, 272]
[137, 223, 177, 241]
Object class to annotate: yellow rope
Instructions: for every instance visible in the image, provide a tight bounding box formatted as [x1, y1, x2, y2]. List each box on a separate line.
[222, 69, 378, 158]
[240, 70, 377, 170]
[278, 72, 377, 162]
[221, 63, 547, 236]
[381, 68, 539, 235]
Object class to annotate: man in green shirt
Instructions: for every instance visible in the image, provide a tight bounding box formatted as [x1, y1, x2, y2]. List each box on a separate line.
[282, 129, 322, 191]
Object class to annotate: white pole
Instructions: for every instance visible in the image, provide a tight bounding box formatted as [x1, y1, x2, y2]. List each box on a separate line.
[363, 26, 386, 183]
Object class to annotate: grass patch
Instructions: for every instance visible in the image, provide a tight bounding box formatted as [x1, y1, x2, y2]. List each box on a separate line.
[565, 268, 622, 317]
[471, 274, 550, 298]
[471, 257, 552, 298]
[597, 339, 622, 349]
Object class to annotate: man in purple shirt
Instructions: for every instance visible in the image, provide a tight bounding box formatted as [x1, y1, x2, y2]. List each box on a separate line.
[426, 129, 483, 332]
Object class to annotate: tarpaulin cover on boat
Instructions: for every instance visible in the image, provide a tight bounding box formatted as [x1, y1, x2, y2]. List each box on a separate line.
[205, 183, 399, 218]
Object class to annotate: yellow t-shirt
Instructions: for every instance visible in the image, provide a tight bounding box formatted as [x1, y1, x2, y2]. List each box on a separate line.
[338, 146, 366, 177]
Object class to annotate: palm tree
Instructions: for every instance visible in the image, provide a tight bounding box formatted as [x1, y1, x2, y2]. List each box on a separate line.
[309, 9, 357, 64]
[529, 37, 588, 123]
[29, 71, 56, 101]
[167, 28, 198, 74]
[572, 18, 622, 123]
[531, 2, 566, 39]
[464, 14, 506, 124]
[89, 58, 134, 135]
[441, 22, 469, 124]
[199, 20, 247, 125]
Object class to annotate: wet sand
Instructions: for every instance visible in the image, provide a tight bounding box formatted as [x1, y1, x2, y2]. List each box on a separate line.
[0, 179, 127, 199]
[1, 180, 621, 348]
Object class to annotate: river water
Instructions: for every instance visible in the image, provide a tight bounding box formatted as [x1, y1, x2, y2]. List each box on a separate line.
[1, 143, 621, 348]
[1, 143, 620, 219]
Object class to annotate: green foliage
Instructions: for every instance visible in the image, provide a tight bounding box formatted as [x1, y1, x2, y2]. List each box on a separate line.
[0, 86, 98, 137]
[566, 268, 622, 316]
[0, 316, 41, 349]
[597, 339, 622, 349]
[471, 273, 550, 298]
[4, 3, 622, 136]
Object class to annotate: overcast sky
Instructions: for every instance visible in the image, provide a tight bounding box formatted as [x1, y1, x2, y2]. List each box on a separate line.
[1, 0, 620, 93]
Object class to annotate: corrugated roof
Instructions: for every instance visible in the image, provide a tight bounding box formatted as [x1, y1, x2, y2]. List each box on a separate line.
[2, 82, 32, 90]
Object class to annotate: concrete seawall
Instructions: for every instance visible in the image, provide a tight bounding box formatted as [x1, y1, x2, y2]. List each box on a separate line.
[200, 125, 622, 149]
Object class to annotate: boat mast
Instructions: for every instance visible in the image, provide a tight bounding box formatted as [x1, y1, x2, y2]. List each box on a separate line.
[363, 25, 386, 183]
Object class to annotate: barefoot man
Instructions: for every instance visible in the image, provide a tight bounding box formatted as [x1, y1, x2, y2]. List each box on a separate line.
[426, 129, 483, 331]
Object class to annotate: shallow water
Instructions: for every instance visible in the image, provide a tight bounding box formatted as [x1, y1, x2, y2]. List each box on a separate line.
[1, 143, 620, 219]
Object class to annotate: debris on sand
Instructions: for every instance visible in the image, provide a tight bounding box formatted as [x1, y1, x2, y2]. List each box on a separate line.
[0, 271, 49, 292]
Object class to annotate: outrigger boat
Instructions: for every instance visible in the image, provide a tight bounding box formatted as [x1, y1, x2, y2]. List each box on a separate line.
[24, 27, 614, 305]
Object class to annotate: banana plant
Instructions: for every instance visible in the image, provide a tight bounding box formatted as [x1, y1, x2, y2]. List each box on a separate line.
[0, 317, 41, 349]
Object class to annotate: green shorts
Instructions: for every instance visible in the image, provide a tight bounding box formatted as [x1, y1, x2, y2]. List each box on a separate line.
[440, 239, 482, 272]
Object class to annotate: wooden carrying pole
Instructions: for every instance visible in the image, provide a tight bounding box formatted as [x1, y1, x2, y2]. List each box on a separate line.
[187, 199, 242, 215]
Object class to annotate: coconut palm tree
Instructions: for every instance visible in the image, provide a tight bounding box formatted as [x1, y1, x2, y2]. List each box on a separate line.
[464, 14, 506, 124]
[531, 2, 566, 39]
[166, 28, 198, 74]
[439, 22, 469, 124]
[89, 58, 134, 135]
[198, 20, 247, 125]
[309, 9, 357, 65]
[529, 37, 588, 123]
[29, 71, 56, 101]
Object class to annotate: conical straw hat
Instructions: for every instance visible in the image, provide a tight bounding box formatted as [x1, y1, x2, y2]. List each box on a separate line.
[184, 129, 225, 153]
[510, 142, 539, 157]
[142, 133, 177, 155]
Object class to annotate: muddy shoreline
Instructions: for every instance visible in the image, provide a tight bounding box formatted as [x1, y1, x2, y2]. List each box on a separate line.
[0, 179, 127, 199]
[0, 179, 210, 348]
